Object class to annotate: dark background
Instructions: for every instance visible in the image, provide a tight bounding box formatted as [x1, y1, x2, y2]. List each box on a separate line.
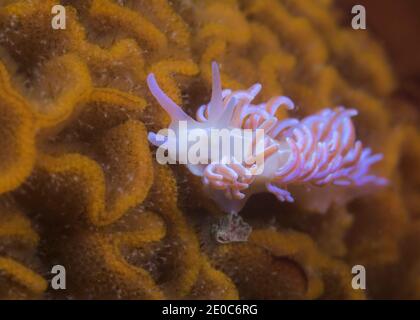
[340, 0, 420, 107]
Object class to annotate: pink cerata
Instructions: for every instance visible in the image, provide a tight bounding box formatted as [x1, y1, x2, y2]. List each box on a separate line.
[146, 62, 387, 215]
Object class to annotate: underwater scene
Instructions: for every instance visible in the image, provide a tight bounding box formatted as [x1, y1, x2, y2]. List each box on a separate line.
[0, 0, 419, 301]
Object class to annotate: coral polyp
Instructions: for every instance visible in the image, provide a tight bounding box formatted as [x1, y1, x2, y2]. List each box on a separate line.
[147, 62, 387, 214]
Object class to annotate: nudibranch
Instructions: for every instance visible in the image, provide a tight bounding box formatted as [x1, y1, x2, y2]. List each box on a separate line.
[147, 62, 387, 215]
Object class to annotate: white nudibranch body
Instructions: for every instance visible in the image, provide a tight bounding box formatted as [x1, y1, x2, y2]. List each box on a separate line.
[147, 62, 387, 214]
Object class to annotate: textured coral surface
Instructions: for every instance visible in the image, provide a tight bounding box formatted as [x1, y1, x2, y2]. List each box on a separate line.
[0, 0, 418, 299]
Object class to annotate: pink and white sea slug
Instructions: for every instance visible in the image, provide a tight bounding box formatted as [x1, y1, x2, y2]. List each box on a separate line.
[146, 62, 387, 215]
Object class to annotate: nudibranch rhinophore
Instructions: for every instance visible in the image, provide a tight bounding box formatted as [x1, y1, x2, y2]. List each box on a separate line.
[147, 62, 387, 215]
